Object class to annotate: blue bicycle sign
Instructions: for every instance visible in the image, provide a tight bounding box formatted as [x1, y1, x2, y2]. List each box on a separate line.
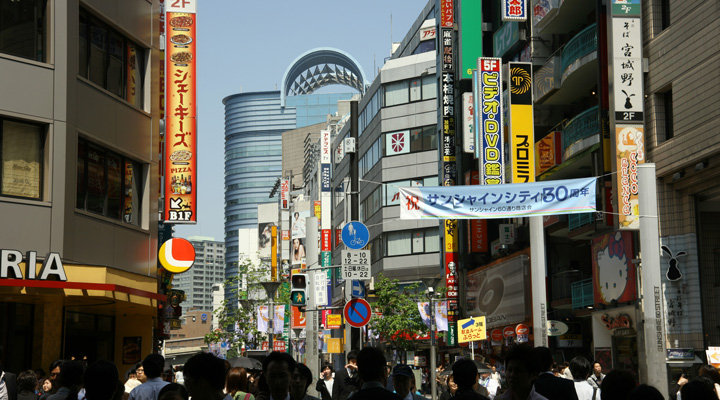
[341, 221, 369, 250]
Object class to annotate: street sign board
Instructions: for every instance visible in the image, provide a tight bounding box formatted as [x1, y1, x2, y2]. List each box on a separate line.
[326, 314, 342, 329]
[158, 238, 196, 274]
[351, 280, 366, 298]
[341, 221, 369, 250]
[314, 273, 328, 305]
[273, 341, 286, 352]
[344, 298, 372, 328]
[342, 250, 371, 280]
[457, 316, 487, 343]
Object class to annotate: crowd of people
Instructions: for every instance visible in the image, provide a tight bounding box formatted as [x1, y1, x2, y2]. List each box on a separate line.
[3, 344, 720, 400]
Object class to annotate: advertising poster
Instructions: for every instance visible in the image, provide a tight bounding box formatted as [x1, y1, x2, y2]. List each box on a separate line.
[615, 126, 644, 229]
[475, 58, 504, 184]
[508, 62, 534, 183]
[466, 255, 530, 328]
[164, 6, 197, 223]
[258, 222, 275, 259]
[592, 231, 636, 305]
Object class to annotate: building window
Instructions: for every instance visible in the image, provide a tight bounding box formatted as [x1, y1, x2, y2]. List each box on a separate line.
[383, 227, 440, 257]
[655, 88, 673, 142]
[383, 76, 437, 108]
[660, 0, 670, 30]
[386, 124, 437, 157]
[385, 80, 409, 106]
[76, 139, 143, 225]
[0, 0, 48, 62]
[78, 8, 146, 108]
[0, 118, 45, 200]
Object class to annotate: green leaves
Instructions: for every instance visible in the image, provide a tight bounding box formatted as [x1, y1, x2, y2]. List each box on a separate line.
[368, 273, 428, 351]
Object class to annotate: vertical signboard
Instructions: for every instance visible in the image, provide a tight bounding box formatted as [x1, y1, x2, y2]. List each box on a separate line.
[609, 6, 644, 231]
[459, 0, 482, 79]
[502, 0, 527, 21]
[475, 58, 504, 184]
[437, 0, 458, 346]
[462, 91, 474, 153]
[508, 62, 535, 183]
[164, 0, 197, 223]
[319, 130, 332, 307]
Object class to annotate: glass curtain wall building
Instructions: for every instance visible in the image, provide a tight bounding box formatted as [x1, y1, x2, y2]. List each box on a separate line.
[223, 48, 367, 297]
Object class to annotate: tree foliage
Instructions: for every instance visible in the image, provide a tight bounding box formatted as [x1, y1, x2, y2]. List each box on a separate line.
[368, 273, 428, 351]
[204, 257, 290, 356]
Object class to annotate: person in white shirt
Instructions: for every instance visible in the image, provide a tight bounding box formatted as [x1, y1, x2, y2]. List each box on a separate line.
[129, 354, 170, 400]
[490, 366, 502, 384]
[568, 357, 598, 400]
[315, 363, 335, 400]
[479, 372, 500, 399]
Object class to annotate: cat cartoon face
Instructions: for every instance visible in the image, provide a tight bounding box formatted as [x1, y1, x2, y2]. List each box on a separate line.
[597, 232, 630, 303]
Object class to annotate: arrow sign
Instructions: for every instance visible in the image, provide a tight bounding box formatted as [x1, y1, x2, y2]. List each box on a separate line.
[461, 318, 475, 329]
[344, 298, 372, 328]
[170, 198, 183, 209]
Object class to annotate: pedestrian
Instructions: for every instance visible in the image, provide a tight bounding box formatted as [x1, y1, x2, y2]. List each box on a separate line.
[680, 378, 716, 400]
[174, 367, 184, 385]
[33, 371, 45, 397]
[478, 370, 500, 400]
[385, 366, 394, 393]
[226, 367, 254, 400]
[391, 365, 423, 400]
[496, 343, 546, 400]
[449, 359, 488, 400]
[256, 352, 295, 400]
[47, 360, 83, 400]
[561, 362, 573, 380]
[129, 354, 170, 400]
[599, 369, 635, 400]
[315, 363, 337, 400]
[698, 365, 720, 399]
[40, 380, 51, 397]
[343, 347, 400, 400]
[532, 347, 578, 400]
[335, 351, 360, 400]
[490, 367, 501, 384]
[626, 384, 663, 400]
[125, 367, 143, 394]
[83, 360, 123, 400]
[157, 383, 189, 400]
[40, 361, 64, 400]
[0, 357, 18, 400]
[438, 375, 457, 400]
[290, 363, 319, 400]
[587, 363, 605, 389]
[16, 370, 38, 400]
[568, 357, 597, 400]
[182, 352, 229, 400]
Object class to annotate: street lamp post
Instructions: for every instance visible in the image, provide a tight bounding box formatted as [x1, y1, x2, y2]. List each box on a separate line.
[260, 281, 282, 353]
[238, 299, 252, 354]
[421, 276, 441, 400]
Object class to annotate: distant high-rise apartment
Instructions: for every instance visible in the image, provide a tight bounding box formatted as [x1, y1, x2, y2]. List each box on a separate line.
[172, 236, 225, 312]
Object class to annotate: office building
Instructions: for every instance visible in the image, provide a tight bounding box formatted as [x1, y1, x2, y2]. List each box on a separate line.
[0, 0, 161, 370]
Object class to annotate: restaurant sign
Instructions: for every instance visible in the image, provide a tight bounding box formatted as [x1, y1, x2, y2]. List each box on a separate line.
[1, 250, 67, 281]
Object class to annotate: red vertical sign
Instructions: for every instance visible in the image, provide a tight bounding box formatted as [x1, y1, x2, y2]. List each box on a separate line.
[164, 1, 197, 223]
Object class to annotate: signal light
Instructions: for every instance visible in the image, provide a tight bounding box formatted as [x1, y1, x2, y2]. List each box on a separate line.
[291, 274, 308, 307]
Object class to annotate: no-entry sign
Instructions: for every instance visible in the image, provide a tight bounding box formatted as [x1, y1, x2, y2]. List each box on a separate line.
[344, 298, 372, 328]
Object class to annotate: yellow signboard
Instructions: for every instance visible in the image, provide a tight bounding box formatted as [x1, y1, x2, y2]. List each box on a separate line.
[327, 338, 342, 353]
[458, 316, 487, 343]
[327, 314, 343, 329]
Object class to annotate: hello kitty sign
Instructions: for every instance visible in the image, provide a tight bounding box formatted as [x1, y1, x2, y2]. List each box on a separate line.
[592, 231, 637, 306]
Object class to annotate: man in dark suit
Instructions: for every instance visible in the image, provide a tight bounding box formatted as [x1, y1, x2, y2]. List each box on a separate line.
[344, 347, 400, 400]
[532, 347, 579, 400]
[0, 358, 18, 400]
[450, 359, 489, 400]
[334, 350, 361, 400]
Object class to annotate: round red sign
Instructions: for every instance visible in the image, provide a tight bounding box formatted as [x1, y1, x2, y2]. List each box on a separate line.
[515, 323, 529, 335]
[503, 326, 516, 338]
[490, 329, 503, 342]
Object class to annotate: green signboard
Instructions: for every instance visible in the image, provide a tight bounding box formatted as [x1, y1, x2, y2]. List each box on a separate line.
[447, 322, 458, 346]
[459, 0, 483, 79]
[612, 0, 641, 16]
[493, 21, 520, 58]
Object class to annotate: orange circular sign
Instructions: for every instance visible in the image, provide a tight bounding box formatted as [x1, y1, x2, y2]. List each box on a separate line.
[159, 238, 196, 273]
[503, 326, 516, 338]
[490, 329, 503, 342]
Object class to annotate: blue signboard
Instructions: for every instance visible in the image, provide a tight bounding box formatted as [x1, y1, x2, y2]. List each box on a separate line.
[352, 280, 366, 298]
[341, 221, 369, 250]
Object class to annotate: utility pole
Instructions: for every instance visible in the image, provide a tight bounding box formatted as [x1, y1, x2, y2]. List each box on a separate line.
[306, 216, 319, 395]
[342, 100, 361, 354]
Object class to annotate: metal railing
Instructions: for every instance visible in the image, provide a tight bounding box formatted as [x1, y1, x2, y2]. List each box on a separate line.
[561, 23, 598, 73]
[571, 278, 594, 309]
[562, 105, 600, 153]
[569, 212, 595, 231]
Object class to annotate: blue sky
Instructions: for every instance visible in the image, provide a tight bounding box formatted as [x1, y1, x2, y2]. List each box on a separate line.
[174, 0, 427, 241]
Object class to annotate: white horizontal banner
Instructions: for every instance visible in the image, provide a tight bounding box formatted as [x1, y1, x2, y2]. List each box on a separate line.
[399, 177, 596, 219]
